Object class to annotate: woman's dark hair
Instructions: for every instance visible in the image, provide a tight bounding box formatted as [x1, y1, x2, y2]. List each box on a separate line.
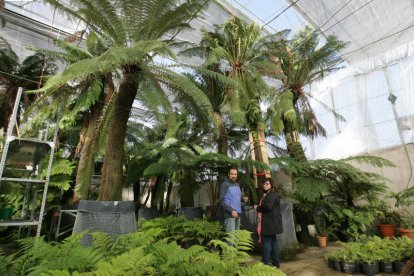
[262, 177, 279, 192]
[262, 177, 274, 186]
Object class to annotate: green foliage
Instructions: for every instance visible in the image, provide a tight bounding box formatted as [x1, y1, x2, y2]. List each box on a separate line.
[266, 26, 347, 161]
[342, 155, 395, 168]
[293, 176, 329, 202]
[239, 262, 285, 276]
[274, 155, 390, 207]
[0, 194, 23, 217]
[138, 216, 224, 247]
[0, 252, 6, 276]
[354, 236, 382, 264]
[399, 209, 414, 229]
[40, 152, 77, 191]
[389, 185, 414, 207]
[326, 204, 376, 240]
[327, 236, 413, 263]
[377, 237, 400, 263]
[5, 227, 285, 276]
[274, 155, 392, 239]
[8, 234, 104, 275]
[338, 241, 361, 262]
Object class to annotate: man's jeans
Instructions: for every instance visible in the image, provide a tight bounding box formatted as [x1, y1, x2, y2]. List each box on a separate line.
[224, 217, 240, 232]
[262, 234, 280, 267]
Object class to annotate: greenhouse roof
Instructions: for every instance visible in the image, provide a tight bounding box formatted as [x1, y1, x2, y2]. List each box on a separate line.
[2, 0, 413, 160]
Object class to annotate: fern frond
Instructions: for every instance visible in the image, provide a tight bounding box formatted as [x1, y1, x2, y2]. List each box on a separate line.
[294, 176, 330, 201]
[91, 248, 155, 276]
[33, 41, 175, 98]
[342, 155, 396, 168]
[239, 262, 286, 276]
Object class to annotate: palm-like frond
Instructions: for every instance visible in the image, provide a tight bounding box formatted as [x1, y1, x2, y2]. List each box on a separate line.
[269, 25, 347, 140]
[271, 155, 390, 205]
[146, 63, 215, 126]
[34, 41, 175, 96]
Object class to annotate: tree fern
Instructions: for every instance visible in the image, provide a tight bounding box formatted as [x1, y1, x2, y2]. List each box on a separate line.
[342, 155, 395, 168]
[271, 155, 391, 206]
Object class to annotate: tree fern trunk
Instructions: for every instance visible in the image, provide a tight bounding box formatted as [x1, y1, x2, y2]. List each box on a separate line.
[165, 180, 173, 212]
[99, 72, 139, 200]
[249, 126, 270, 187]
[283, 118, 307, 162]
[1, 85, 18, 134]
[73, 102, 102, 201]
[214, 111, 228, 156]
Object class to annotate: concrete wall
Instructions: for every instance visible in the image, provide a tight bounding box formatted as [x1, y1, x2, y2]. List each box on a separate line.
[352, 143, 414, 194]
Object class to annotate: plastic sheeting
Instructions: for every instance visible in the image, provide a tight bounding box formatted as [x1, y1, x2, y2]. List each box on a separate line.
[241, 201, 298, 249]
[73, 200, 137, 245]
[291, 0, 414, 65]
[302, 43, 414, 160]
[3, 0, 248, 64]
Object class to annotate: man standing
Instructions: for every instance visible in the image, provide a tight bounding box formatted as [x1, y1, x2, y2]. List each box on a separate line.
[219, 167, 248, 232]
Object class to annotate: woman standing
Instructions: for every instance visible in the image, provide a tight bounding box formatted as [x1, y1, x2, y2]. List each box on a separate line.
[254, 177, 283, 267]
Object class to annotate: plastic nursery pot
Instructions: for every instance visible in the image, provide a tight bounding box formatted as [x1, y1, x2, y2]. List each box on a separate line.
[378, 224, 395, 237]
[327, 258, 334, 269]
[393, 260, 407, 273]
[361, 262, 379, 276]
[379, 261, 393, 273]
[332, 260, 342, 271]
[341, 261, 356, 274]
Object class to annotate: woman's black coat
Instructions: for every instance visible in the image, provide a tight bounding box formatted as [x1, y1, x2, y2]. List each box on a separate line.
[256, 190, 283, 235]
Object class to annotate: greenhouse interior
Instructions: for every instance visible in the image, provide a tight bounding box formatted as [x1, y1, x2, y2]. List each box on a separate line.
[0, 0, 414, 275]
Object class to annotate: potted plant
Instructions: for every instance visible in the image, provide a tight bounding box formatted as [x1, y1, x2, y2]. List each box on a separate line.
[325, 249, 343, 271]
[357, 236, 382, 276]
[340, 242, 361, 274]
[399, 210, 414, 238]
[314, 209, 338, 247]
[315, 216, 330, 247]
[376, 201, 400, 237]
[392, 236, 413, 273]
[377, 238, 398, 273]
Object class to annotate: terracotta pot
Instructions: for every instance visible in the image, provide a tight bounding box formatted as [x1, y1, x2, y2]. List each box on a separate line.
[378, 224, 395, 237]
[316, 235, 327, 247]
[399, 228, 414, 238]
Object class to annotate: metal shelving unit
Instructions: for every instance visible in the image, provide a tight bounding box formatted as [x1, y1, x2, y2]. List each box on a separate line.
[0, 87, 59, 237]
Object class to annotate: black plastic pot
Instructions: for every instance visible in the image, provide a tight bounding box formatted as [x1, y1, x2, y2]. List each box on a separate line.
[379, 261, 393, 273]
[342, 261, 356, 274]
[361, 262, 379, 276]
[332, 259, 342, 271]
[393, 260, 407, 273]
[327, 258, 334, 269]
[354, 262, 362, 273]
